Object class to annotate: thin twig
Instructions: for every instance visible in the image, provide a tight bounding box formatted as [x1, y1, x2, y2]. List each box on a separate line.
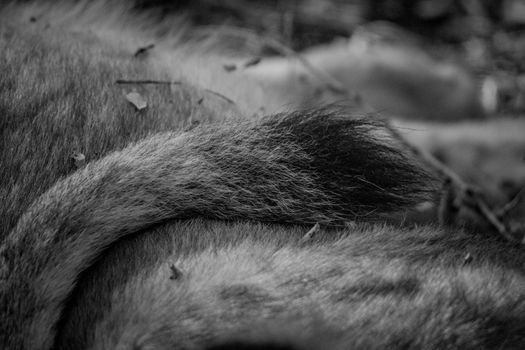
[202, 88, 236, 105]
[115, 79, 236, 105]
[387, 124, 466, 186]
[474, 197, 515, 241]
[116, 79, 183, 85]
[496, 185, 525, 219]
[387, 123, 523, 244]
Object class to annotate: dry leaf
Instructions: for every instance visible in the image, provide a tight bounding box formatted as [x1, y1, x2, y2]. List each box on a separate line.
[301, 222, 320, 243]
[223, 64, 237, 72]
[134, 44, 155, 58]
[125, 92, 147, 110]
[71, 152, 86, 169]
[244, 57, 261, 68]
[463, 253, 474, 265]
[169, 264, 183, 280]
[184, 120, 200, 132]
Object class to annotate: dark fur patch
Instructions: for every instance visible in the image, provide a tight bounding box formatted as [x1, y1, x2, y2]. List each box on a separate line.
[218, 284, 274, 307]
[266, 111, 435, 213]
[330, 276, 420, 302]
[193, 109, 436, 225]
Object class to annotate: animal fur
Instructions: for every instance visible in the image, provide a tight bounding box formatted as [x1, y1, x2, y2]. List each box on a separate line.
[1, 2, 525, 350]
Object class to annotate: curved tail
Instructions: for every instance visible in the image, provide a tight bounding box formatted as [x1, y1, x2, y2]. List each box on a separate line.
[0, 109, 434, 349]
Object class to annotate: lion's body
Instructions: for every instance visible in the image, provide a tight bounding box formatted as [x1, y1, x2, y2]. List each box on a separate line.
[2, 2, 525, 350]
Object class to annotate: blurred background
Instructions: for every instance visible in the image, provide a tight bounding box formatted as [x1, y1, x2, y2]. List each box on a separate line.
[125, 0, 525, 224]
[134, 0, 525, 116]
[23, 0, 520, 228]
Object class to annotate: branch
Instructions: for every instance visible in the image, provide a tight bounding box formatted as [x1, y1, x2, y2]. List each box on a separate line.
[496, 185, 525, 219]
[387, 123, 525, 245]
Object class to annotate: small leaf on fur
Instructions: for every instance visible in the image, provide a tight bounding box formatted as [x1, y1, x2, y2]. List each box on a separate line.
[71, 152, 86, 169]
[463, 253, 473, 265]
[244, 57, 261, 68]
[169, 264, 183, 280]
[301, 222, 320, 243]
[223, 64, 237, 72]
[125, 92, 147, 111]
[133, 43, 155, 58]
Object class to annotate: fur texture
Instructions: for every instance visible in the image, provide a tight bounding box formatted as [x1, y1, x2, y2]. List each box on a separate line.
[0, 106, 433, 350]
[1, 2, 525, 350]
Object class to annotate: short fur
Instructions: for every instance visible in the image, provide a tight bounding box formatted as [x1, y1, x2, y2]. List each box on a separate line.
[1, 2, 525, 350]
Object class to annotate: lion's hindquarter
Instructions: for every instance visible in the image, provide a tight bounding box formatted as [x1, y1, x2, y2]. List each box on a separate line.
[56, 220, 525, 350]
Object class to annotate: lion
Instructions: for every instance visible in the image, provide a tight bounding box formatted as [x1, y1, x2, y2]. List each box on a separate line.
[1, 2, 525, 350]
